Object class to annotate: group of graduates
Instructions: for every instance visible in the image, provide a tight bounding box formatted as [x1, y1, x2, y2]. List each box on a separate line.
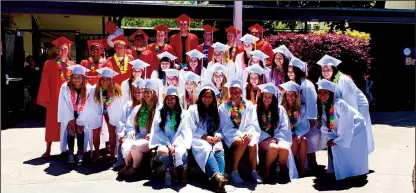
[37, 13, 374, 192]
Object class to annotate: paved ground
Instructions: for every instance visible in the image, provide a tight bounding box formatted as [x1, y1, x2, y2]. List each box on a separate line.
[1, 111, 415, 193]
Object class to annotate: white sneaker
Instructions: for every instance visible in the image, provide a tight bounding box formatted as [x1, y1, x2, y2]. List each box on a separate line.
[251, 170, 263, 184]
[230, 170, 244, 184]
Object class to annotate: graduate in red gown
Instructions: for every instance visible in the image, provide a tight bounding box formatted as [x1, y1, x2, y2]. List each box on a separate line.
[198, 24, 216, 68]
[37, 36, 75, 158]
[248, 24, 274, 67]
[105, 35, 134, 85]
[80, 39, 107, 86]
[169, 14, 199, 65]
[225, 26, 244, 63]
[140, 24, 174, 78]
[129, 28, 149, 59]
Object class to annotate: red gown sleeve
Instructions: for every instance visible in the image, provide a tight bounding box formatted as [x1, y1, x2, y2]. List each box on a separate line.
[139, 49, 155, 79]
[36, 60, 51, 107]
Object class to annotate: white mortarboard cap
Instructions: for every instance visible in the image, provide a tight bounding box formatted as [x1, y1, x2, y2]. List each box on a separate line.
[96, 67, 119, 78]
[279, 80, 302, 92]
[239, 34, 259, 44]
[157, 51, 177, 61]
[273, 45, 293, 59]
[225, 76, 243, 89]
[197, 82, 220, 96]
[244, 64, 267, 75]
[143, 79, 158, 92]
[258, 83, 278, 97]
[316, 79, 337, 93]
[184, 71, 201, 84]
[289, 56, 307, 72]
[131, 78, 145, 88]
[163, 69, 180, 77]
[163, 85, 179, 96]
[208, 63, 229, 75]
[250, 50, 269, 64]
[211, 42, 229, 52]
[129, 59, 150, 70]
[186, 49, 205, 59]
[68, 64, 90, 76]
[317, 54, 342, 67]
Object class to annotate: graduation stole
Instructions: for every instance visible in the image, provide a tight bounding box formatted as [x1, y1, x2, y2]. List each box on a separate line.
[138, 105, 150, 129]
[56, 57, 71, 82]
[113, 54, 128, 74]
[185, 95, 192, 109]
[287, 108, 299, 132]
[250, 88, 261, 104]
[332, 71, 342, 84]
[88, 56, 104, 72]
[323, 103, 335, 130]
[260, 110, 272, 132]
[155, 42, 168, 54]
[71, 90, 85, 113]
[100, 88, 112, 108]
[226, 98, 246, 128]
[169, 110, 178, 131]
[271, 67, 285, 86]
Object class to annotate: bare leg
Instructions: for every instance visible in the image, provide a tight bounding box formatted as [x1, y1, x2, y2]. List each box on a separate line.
[232, 138, 247, 171]
[107, 124, 116, 158]
[131, 140, 150, 168]
[92, 128, 101, 162]
[42, 142, 52, 158]
[248, 145, 258, 170]
[259, 138, 279, 176]
[299, 137, 308, 176]
[277, 147, 289, 174]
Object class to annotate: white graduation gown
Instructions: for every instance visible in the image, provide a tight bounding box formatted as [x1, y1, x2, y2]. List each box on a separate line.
[150, 71, 164, 89]
[320, 98, 369, 180]
[57, 83, 93, 153]
[187, 105, 223, 173]
[121, 79, 132, 107]
[258, 105, 299, 181]
[336, 74, 374, 154]
[292, 105, 310, 137]
[234, 52, 245, 80]
[149, 109, 192, 166]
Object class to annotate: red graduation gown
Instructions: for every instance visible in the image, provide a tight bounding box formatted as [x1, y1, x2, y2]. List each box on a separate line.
[169, 33, 199, 64]
[80, 57, 108, 86]
[140, 43, 174, 79]
[255, 40, 274, 67]
[37, 59, 74, 142]
[105, 55, 134, 86]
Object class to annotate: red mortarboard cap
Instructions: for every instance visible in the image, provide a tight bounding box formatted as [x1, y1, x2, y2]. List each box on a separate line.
[202, 24, 217, 33]
[105, 21, 117, 34]
[111, 35, 129, 45]
[248, 23, 265, 33]
[51, 36, 73, 47]
[129, 28, 149, 41]
[176, 14, 192, 24]
[87, 39, 104, 49]
[225, 26, 241, 35]
[154, 24, 171, 33]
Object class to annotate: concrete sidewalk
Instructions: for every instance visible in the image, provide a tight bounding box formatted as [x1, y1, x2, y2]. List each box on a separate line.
[1, 112, 415, 193]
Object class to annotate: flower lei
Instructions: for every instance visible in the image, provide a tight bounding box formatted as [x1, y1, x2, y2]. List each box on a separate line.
[271, 67, 285, 86]
[113, 54, 128, 74]
[88, 56, 104, 72]
[287, 108, 299, 131]
[138, 105, 150, 128]
[260, 111, 272, 132]
[71, 90, 85, 113]
[100, 88, 112, 107]
[56, 57, 71, 82]
[155, 42, 168, 54]
[169, 110, 177, 131]
[323, 104, 335, 130]
[250, 88, 261, 104]
[226, 98, 246, 127]
[333, 71, 342, 84]
[185, 96, 192, 109]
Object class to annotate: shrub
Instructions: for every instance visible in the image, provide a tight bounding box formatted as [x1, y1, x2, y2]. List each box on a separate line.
[265, 32, 372, 89]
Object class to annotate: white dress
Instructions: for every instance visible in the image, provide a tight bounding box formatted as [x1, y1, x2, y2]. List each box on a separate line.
[149, 109, 192, 167]
[320, 98, 369, 180]
[121, 78, 132, 107]
[57, 83, 93, 153]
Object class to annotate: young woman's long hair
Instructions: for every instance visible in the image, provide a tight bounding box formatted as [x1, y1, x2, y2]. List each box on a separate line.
[186, 57, 202, 76]
[245, 73, 265, 100]
[292, 66, 306, 85]
[256, 93, 280, 135]
[281, 91, 301, 113]
[158, 57, 174, 80]
[159, 96, 182, 132]
[67, 74, 88, 105]
[130, 87, 142, 108]
[211, 73, 229, 100]
[211, 51, 226, 65]
[320, 66, 339, 82]
[317, 91, 335, 129]
[248, 57, 265, 68]
[271, 52, 289, 81]
[185, 82, 198, 107]
[243, 50, 251, 65]
[196, 89, 220, 131]
[94, 77, 122, 104]
[134, 90, 158, 133]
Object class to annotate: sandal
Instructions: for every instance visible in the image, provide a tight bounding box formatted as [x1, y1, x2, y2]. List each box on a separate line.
[216, 175, 228, 193]
[118, 165, 130, 175]
[123, 167, 137, 176]
[41, 152, 50, 159]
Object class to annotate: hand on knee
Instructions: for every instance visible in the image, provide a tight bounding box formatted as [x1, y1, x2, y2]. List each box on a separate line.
[157, 146, 169, 157]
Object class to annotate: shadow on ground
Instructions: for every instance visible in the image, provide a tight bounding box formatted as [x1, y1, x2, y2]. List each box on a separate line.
[312, 170, 374, 191]
[371, 111, 416, 127]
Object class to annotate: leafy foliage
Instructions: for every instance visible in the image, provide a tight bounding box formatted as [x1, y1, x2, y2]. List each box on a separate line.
[122, 18, 203, 28]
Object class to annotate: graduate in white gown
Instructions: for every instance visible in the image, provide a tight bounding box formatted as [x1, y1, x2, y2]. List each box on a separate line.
[256, 83, 299, 182]
[150, 51, 177, 88]
[270, 45, 292, 87]
[118, 79, 159, 176]
[150, 86, 192, 184]
[218, 77, 263, 184]
[317, 55, 374, 154]
[241, 50, 271, 83]
[187, 83, 228, 192]
[316, 79, 369, 180]
[242, 64, 267, 105]
[280, 81, 310, 176]
[207, 42, 236, 78]
[120, 59, 149, 106]
[235, 34, 259, 80]
[58, 65, 93, 164]
[158, 69, 183, 105]
[182, 49, 207, 81]
[206, 63, 230, 105]
[180, 71, 201, 110]
[79, 67, 124, 163]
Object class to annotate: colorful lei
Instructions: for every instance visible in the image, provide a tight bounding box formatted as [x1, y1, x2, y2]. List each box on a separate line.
[56, 57, 71, 82]
[138, 105, 150, 128]
[169, 110, 177, 131]
[71, 90, 85, 113]
[185, 96, 192, 109]
[260, 111, 272, 132]
[323, 104, 335, 130]
[226, 98, 246, 127]
[113, 54, 128, 74]
[88, 56, 104, 72]
[250, 88, 261, 104]
[271, 67, 285, 86]
[333, 71, 342, 84]
[100, 88, 112, 107]
[155, 42, 168, 54]
[287, 108, 299, 131]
